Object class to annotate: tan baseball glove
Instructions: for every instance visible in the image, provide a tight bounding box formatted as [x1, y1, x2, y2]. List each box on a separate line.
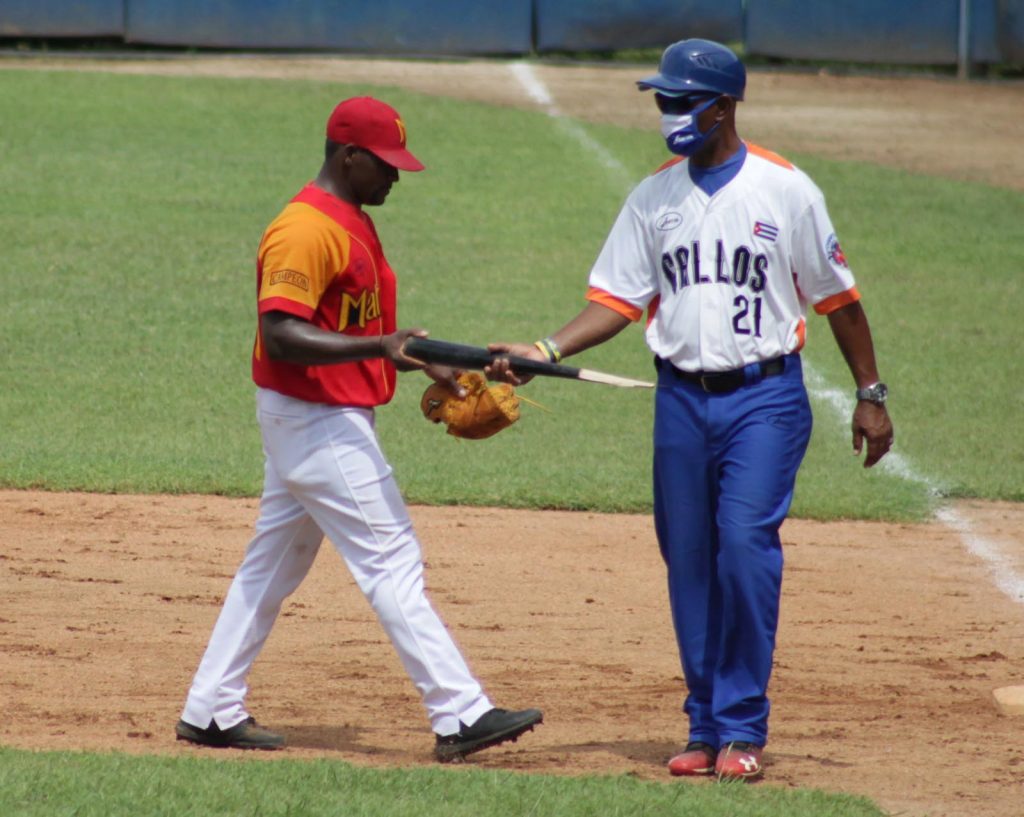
[420, 372, 520, 440]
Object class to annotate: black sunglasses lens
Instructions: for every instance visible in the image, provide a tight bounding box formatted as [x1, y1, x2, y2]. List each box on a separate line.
[657, 94, 715, 114]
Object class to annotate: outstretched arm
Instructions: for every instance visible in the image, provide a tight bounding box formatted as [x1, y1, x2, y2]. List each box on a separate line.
[826, 301, 894, 468]
[260, 311, 426, 371]
[486, 302, 633, 384]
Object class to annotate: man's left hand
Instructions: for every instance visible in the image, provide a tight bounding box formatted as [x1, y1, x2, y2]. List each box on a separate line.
[424, 364, 467, 398]
[852, 403, 893, 468]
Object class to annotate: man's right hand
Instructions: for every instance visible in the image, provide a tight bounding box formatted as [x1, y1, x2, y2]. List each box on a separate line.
[384, 329, 429, 372]
[485, 303, 631, 385]
[485, 343, 546, 386]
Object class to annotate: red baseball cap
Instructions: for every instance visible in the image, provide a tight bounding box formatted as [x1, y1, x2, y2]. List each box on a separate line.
[325, 96, 424, 172]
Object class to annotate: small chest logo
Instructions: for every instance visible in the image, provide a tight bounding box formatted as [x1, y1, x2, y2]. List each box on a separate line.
[656, 212, 683, 231]
[753, 221, 779, 242]
[826, 233, 849, 268]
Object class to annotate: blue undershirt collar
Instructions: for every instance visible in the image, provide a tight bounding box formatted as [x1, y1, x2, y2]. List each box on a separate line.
[688, 143, 748, 197]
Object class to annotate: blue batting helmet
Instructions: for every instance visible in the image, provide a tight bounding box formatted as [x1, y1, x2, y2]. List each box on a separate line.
[637, 39, 746, 100]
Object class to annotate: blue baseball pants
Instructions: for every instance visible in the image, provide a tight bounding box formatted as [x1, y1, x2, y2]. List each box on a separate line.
[653, 354, 812, 748]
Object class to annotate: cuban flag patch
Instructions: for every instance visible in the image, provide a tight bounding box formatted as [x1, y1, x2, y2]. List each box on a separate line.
[753, 220, 779, 242]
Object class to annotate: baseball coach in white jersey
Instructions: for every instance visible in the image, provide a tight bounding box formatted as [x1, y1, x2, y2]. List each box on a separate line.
[488, 39, 893, 782]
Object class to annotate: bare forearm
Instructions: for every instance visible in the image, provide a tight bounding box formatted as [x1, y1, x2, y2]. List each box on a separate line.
[548, 302, 633, 359]
[826, 301, 881, 388]
[486, 302, 633, 384]
[827, 300, 894, 468]
[261, 312, 382, 365]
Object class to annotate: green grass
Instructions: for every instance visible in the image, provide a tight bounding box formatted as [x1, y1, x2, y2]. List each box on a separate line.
[2, 62, 993, 817]
[0, 747, 885, 817]
[796, 156, 1024, 505]
[0, 68, 1021, 519]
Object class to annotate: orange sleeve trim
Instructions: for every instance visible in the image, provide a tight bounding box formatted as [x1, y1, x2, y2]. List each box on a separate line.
[258, 295, 316, 321]
[745, 142, 794, 170]
[813, 287, 861, 315]
[586, 287, 643, 322]
[653, 156, 685, 176]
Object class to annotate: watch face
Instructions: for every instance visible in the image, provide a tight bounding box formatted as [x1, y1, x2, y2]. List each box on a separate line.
[858, 383, 887, 404]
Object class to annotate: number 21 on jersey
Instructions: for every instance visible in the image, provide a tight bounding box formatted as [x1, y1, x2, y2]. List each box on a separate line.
[661, 239, 768, 337]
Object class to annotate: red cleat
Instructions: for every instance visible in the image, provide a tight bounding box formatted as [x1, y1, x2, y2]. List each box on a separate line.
[668, 741, 716, 776]
[715, 741, 764, 781]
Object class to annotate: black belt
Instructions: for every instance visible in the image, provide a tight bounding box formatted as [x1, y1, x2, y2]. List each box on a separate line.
[655, 356, 786, 394]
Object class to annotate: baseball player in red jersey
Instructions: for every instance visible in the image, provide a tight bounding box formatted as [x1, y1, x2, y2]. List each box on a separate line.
[489, 41, 893, 781]
[176, 97, 541, 760]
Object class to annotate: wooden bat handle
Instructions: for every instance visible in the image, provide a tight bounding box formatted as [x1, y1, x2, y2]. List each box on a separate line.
[403, 337, 581, 380]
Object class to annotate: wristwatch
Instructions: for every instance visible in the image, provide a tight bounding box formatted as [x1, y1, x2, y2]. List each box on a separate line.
[855, 382, 888, 406]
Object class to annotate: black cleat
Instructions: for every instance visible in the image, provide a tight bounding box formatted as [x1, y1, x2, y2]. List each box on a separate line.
[434, 707, 543, 762]
[175, 716, 285, 750]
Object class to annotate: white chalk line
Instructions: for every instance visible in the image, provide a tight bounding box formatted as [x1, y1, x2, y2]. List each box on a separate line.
[935, 508, 1024, 603]
[508, 63, 634, 190]
[803, 364, 1024, 604]
[509, 61, 1024, 606]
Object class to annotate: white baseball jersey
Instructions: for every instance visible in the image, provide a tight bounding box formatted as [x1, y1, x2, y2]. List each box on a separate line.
[587, 144, 859, 372]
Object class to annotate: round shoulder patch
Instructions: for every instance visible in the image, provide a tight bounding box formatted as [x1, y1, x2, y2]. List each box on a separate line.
[826, 233, 849, 268]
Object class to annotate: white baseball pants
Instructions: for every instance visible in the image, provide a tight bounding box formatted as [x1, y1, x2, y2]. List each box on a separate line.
[181, 387, 492, 736]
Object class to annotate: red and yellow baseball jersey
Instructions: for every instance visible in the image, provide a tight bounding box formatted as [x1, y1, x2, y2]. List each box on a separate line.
[252, 184, 398, 406]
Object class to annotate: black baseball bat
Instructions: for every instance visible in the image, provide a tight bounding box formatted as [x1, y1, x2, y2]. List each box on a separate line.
[403, 337, 653, 389]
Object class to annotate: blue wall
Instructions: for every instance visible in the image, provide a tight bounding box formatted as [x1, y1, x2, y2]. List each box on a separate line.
[535, 0, 742, 53]
[125, 0, 531, 54]
[998, 0, 1024, 62]
[747, 0, 955, 64]
[970, 0, 1003, 63]
[745, 0, 1003, 64]
[0, 0, 123, 37]
[0, 1, 1020, 65]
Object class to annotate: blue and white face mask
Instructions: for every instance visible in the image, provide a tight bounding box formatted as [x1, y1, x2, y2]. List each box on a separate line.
[660, 96, 721, 157]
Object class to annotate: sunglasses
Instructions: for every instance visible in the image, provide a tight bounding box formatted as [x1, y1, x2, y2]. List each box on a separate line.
[655, 93, 721, 115]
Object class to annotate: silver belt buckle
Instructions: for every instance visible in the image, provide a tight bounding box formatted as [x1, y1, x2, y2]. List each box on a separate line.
[699, 374, 712, 392]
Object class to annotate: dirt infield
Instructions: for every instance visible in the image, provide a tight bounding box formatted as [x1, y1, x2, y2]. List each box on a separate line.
[2, 491, 1023, 817]
[1, 56, 1023, 816]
